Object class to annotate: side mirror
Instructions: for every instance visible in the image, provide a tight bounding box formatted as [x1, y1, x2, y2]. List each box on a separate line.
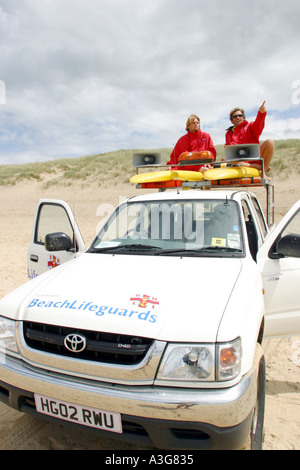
[45, 232, 73, 252]
[276, 233, 300, 258]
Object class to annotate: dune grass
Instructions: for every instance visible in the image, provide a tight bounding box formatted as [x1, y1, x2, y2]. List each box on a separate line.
[0, 139, 299, 187]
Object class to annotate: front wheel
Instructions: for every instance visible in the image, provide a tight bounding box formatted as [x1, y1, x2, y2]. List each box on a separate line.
[250, 355, 266, 450]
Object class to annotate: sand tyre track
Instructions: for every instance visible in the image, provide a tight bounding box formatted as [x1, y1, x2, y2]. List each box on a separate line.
[0, 404, 46, 450]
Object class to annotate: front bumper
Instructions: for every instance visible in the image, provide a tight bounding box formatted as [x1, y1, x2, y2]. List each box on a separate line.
[0, 350, 262, 450]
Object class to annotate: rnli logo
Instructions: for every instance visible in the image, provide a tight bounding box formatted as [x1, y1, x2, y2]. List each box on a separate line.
[130, 294, 159, 309]
[48, 254, 60, 269]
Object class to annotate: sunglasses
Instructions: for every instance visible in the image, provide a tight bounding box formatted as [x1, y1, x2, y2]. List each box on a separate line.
[232, 114, 244, 119]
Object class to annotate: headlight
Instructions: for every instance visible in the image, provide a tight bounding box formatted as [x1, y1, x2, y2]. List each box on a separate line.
[0, 317, 18, 354]
[216, 338, 241, 381]
[158, 344, 215, 382]
[156, 338, 242, 385]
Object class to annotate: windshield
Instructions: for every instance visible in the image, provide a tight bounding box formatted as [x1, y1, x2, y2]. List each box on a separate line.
[89, 199, 244, 257]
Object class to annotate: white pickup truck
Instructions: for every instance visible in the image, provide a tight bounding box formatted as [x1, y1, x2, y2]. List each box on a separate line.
[0, 186, 299, 450]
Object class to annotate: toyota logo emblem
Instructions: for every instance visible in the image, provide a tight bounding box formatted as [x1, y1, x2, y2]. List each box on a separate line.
[64, 333, 87, 353]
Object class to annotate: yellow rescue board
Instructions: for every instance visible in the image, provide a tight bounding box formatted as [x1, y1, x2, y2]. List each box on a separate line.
[172, 170, 204, 181]
[203, 166, 261, 181]
[130, 170, 203, 184]
[129, 171, 174, 184]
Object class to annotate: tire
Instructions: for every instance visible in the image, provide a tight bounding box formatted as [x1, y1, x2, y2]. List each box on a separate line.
[250, 355, 266, 450]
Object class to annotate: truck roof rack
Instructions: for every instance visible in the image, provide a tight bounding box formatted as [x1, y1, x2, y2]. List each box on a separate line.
[131, 153, 275, 228]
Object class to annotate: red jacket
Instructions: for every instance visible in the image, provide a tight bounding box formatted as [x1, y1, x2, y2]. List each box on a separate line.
[167, 130, 216, 171]
[225, 111, 267, 146]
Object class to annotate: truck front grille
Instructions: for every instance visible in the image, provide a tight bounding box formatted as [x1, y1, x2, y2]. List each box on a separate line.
[23, 322, 153, 365]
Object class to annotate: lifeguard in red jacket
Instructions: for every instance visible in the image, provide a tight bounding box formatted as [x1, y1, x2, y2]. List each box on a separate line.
[225, 101, 274, 171]
[167, 114, 217, 171]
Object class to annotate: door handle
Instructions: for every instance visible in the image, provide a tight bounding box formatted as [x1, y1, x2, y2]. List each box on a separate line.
[30, 254, 39, 263]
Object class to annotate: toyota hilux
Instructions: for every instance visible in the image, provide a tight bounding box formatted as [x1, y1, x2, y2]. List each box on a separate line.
[0, 186, 299, 450]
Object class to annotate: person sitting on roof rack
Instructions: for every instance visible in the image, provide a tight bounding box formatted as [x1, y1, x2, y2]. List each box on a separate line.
[167, 114, 217, 172]
[225, 101, 274, 172]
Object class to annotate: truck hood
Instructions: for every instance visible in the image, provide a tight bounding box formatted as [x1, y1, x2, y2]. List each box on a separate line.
[2, 253, 242, 342]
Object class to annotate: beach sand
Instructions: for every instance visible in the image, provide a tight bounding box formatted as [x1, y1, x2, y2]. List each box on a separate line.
[0, 174, 299, 450]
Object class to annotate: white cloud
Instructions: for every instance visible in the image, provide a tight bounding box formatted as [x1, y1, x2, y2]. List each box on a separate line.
[0, 0, 299, 164]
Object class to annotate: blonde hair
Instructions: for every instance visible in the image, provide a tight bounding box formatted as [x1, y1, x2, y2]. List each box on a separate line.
[186, 114, 200, 131]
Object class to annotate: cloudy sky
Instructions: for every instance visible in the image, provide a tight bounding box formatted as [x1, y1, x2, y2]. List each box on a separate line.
[0, 0, 299, 165]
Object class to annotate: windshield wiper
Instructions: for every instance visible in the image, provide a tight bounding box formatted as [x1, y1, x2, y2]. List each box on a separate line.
[198, 246, 243, 252]
[88, 243, 161, 253]
[155, 248, 202, 256]
[118, 243, 161, 251]
[156, 246, 243, 256]
[89, 245, 243, 256]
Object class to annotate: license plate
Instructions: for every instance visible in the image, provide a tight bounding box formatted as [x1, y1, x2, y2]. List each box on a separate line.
[34, 394, 122, 433]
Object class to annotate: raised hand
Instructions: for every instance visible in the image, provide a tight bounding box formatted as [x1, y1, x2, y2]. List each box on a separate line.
[259, 100, 266, 113]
